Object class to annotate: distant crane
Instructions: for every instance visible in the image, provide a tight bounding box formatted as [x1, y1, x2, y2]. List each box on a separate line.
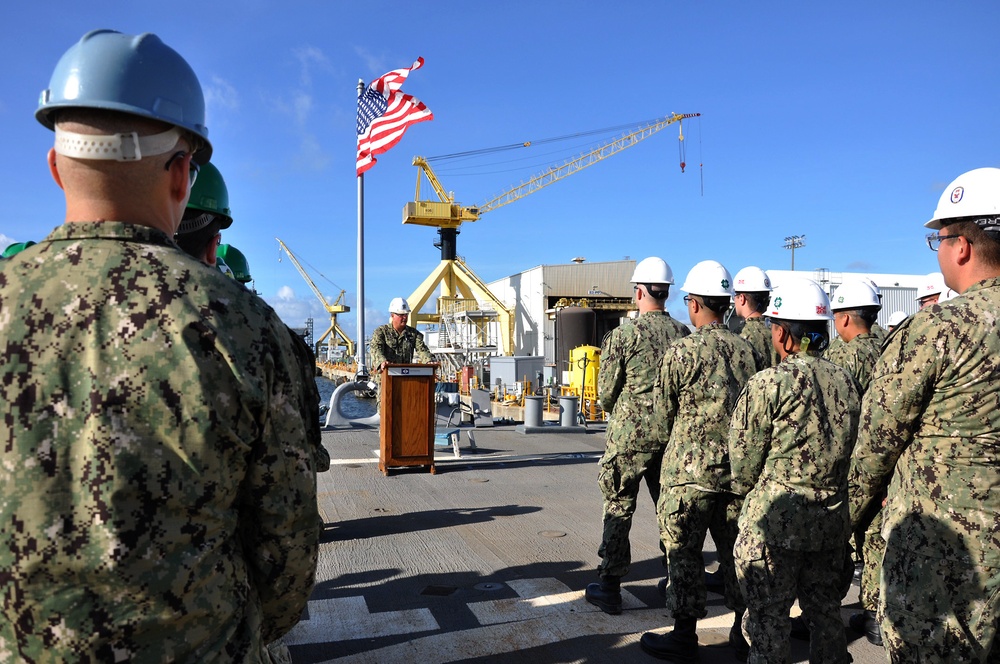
[403, 112, 700, 355]
[276, 238, 356, 360]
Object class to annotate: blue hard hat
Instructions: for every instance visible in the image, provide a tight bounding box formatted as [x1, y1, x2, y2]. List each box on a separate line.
[36, 29, 212, 163]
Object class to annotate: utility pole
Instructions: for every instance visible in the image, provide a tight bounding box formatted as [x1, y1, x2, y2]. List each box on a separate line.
[783, 235, 805, 270]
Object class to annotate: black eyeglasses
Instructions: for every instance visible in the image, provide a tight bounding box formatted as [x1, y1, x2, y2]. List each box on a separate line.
[165, 151, 200, 187]
[683, 295, 692, 304]
[926, 233, 965, 251]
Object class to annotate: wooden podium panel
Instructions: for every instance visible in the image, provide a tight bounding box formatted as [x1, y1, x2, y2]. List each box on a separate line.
[379, 363, 437, 475]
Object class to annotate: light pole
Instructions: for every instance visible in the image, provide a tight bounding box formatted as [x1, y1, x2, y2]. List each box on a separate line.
[783, 235, 805, 270]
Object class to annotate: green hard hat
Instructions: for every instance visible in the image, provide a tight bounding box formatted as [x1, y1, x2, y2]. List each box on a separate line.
[217, 244, 251, 283]
[179, 162, 233, 233]
[2, 241, 36, 259]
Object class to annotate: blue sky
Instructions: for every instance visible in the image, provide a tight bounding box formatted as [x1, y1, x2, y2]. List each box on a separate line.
[3, 2, 998, 339]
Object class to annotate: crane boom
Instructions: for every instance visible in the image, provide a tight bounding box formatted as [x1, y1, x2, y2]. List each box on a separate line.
[276, 238, 355, 359]
[403, 112, 699, 228]
[479, 112, 700, 214]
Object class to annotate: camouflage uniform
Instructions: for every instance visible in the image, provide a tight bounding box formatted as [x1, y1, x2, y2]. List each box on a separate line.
[824, 332, 881, 393]
[740, 316, 777, 371]
[287, 327, 330, 472]
[825, 331, 883, 614]
[370, 323, 432, 379]
[851, 279, 1000, 663]
[655, 323, 757, 619]
[596, 310, 689, 579]
[0, 223, 321, 663]
[730, 353, 859, 664]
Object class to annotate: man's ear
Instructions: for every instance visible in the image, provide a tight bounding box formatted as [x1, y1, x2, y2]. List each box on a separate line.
[203, 233, 220, 266]
[168, 153, 192, 204]
[48, 149, 65, 191]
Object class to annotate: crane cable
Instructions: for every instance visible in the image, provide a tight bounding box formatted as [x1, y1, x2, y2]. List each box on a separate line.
[424, 117, 669, 163]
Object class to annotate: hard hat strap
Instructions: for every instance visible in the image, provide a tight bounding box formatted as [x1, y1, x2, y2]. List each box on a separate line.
[54, 126, 181, 161]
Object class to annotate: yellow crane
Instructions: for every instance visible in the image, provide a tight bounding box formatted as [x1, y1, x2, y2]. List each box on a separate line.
[402, 112, 700, 355]
[276, 238, 356, 360]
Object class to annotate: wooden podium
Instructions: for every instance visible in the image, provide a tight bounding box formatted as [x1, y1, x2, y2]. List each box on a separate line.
[379, 363, 438, 475]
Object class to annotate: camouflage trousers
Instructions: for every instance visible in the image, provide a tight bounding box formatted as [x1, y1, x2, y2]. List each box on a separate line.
[658, 484, 745, 618]
[880, 545, 1000, 664]
[735, 536, 850, 664]
[596, 446, 664, 579]
[853, 504, 884, 611]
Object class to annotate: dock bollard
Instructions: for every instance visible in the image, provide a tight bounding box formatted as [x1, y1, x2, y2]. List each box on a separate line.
[558, 396, 579, 427]
[524, 395, 544, 428]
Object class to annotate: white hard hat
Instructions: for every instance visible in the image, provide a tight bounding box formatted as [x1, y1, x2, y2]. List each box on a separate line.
[680, 260, 735, 297]
[939, 287, 960, 303]
[926, 167, 1000, 230]
[630, 256, 674, 285]
[916, 272, 946, 301]
[831, 279, 881, 311]
[733, 266, 772, 292]
[887, 310, 907, 327]
[766, 277, 833, 321]
[388, 297, 411, 314]
[861, 276, 881, 298]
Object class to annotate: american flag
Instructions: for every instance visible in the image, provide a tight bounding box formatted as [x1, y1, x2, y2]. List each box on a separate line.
[356, 58, 433, 176]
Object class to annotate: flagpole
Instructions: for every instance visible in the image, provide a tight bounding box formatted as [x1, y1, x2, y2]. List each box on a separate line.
[356, 78, 368, 380]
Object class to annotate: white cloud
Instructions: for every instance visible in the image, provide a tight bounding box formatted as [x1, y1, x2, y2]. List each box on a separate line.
[0, 234, 15, 252]
[204, 75, 240, 126]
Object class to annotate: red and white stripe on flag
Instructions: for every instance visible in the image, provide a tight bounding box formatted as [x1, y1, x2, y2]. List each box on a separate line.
[356, 58, 433, 176]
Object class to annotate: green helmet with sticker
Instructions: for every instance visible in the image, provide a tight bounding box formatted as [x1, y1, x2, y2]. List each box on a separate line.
[217, 244, 251, 283]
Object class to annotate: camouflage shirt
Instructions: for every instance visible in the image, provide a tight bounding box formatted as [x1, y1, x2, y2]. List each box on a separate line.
[369, 323, 432, 371]
[739, 316, 777, 371]
[656, 323, 757, 491]
[851, 277, 1000, 568]
[598, 310, 689, 452]
[823, 332, 881, 393]
[0, 222, 320, 663]
[730, 353, 860, 550]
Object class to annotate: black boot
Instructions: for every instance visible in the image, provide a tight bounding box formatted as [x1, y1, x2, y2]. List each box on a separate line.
[849, 609, 883, 646]
[585, 577, 622, 615]
[640, 617, 700, 662]
[704, 569, 724, 594]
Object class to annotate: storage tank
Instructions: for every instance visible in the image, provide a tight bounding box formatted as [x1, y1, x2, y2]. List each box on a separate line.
[569, 345, 600, 394]
[556, 307, 597, 378]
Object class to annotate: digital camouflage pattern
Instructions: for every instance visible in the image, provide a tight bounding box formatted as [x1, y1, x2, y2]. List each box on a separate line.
[369, 323, 432, 377]
[599, 311, 690, 452]
[287, 327, 330, 472]
[826, 331, 884, 612]
[0, 223, 321, 663]
[851, 277, 1000, 662]
[595, 310, 689, 579]
[656, 323, 757, 492]
[739, 316, 777, 371]
[730, 353, 859, 664]
[655, 322, 756, 619]
[823, 331, 881, 393]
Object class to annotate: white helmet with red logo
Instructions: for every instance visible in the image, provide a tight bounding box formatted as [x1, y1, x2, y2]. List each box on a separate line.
[733, 266, 772, 292]
[926, 167, 1000, 231]
[766, 277, 832, 321]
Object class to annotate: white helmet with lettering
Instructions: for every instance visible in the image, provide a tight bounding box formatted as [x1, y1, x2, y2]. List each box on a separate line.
[926, 167, 1000, 231]
[388, 297, 411, 314]
[733, 266, 772, 292]
[766, 277, 833, 321]
[680, 260, 735, 297]
[916, 272, 945, 301]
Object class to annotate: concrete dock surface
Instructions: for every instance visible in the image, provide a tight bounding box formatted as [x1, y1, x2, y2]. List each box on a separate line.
[285, 423, 888, 663]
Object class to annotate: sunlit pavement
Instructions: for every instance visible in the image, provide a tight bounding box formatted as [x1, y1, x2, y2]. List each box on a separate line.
[285, 423, 888, 663]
